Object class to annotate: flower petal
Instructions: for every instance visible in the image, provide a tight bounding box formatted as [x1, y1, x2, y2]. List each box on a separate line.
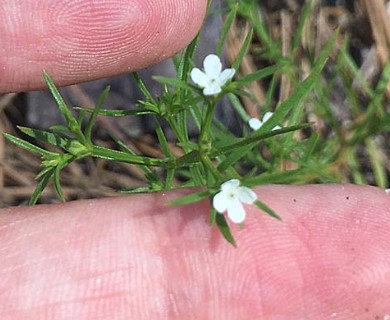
[221, 179, 240, 192]
[203, 86, 221, 96]
[203, 54, 222, 78]
[190, 68, 209, 88]
[248, 118, 262, 130]
[237, 186, 257, 204]
[227, 200, 246, 224]
[261, 112, 281, 131]
[219, 68, 236, 86]
[213, 191, 228, 213]
[262, 112, 274, 123]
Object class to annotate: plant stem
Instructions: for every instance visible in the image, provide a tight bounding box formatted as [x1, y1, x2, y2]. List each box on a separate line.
[199, 99, 216, 144]
[198, 99, 223, 181]
[91, 146, 173, 167]
[201, 155, 223, 181]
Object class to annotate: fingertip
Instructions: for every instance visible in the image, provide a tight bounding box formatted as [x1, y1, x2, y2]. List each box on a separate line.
[1, 185, 390, 318]
[0, 0, 207, 92]
[234, 184, 390, 317]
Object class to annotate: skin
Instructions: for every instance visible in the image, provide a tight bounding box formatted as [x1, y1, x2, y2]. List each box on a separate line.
[0, 0, 206, 92]
[1, 1, 390, 319]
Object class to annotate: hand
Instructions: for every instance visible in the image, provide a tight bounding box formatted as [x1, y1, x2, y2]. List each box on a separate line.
[1, 185, 390, 319]
[1, 1, 390, 319]
[0, 0, 206, 93]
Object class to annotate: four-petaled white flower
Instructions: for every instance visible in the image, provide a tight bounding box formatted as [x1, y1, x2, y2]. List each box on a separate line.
[213, 179, 257, 224]
[190, 54, 235, 96]
[248, 112, 281, 131]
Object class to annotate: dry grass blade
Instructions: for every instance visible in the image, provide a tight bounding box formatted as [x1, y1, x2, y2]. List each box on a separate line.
[361, 0, 390, 65]
[279, 10, 293, 104]
[361, 0, 390, 95]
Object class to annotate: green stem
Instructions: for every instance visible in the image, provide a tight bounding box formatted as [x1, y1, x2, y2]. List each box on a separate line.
[91, 145, 173, 167]
[201, 155, 223, 181]
[198, 99, 222, 182]
[199, 100, 216, 144]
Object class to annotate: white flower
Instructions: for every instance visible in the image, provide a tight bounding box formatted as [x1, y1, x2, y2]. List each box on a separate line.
[190, 54, 235, 96]
[248, 112, 281, 131]
[212, 179, 257, 224]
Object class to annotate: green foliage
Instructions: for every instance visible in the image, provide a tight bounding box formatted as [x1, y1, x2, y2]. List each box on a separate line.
[5, 2, 389, 245]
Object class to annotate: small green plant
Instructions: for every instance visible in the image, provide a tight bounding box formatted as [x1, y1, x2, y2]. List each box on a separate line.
[7, 1, 388, 245]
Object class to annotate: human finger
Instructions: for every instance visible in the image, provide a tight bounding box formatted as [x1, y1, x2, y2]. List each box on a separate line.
[0, 185, 389, 319]
[0, 0, 207, 93]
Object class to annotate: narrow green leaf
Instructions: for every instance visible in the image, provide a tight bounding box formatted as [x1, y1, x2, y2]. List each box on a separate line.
[217, 143, 253, 172]
[49, 125, 72, 137]
[366, 137, 388, 188]
[54, 165, 66, 202]
[227, 93, 251, 122]
[235, 64, 279, 87]
[85, 85, 110, 141]
[229, 87, 253, 99]
[29, 167, 56, 205]
[152, 76, 194, 91]
[254, 200, 281, 220]
[302, 132, 320, 162]
[258, 31, 338, 133]
[347, 149, 366, 184]
[216, 124, 311, 172]
[216, 3, 238, 56]
[18, 126, 72, 150]
[43, 72, 81, 134]
[91, 145, 171, 167]
[245, 168, 312, 186]
[291, 0, 314, 53]
[169, 190, 210, 206]
[177, 141, 199, 151]
[188, 102, 203, 131]
[113, 139, 160, 184]
[241, 1, 280, 58]
[36, 166, 54, 180]
[177, 33, 200, 82]
[133, 72, 156, 103]
[175, 36, 199, 149]
[188, 164, 206, 186]
[119, 187, 155, 194]
[164, 168, 175, 189]
[77, 108, 88, 126]
[176, 150, 201, 167]
[232, 28, 253, 70]
[338, 43, 374, 98]
[216, 213, 236, 247]
[174, 109, 190, 147]
[348, 61, 390, 146]
[3, 133, 56, 157]
[366, 61, 390, 117]
[155, 121, 172, 157]
[265, 74, 278, 108]
[74, 107, 153, 117]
